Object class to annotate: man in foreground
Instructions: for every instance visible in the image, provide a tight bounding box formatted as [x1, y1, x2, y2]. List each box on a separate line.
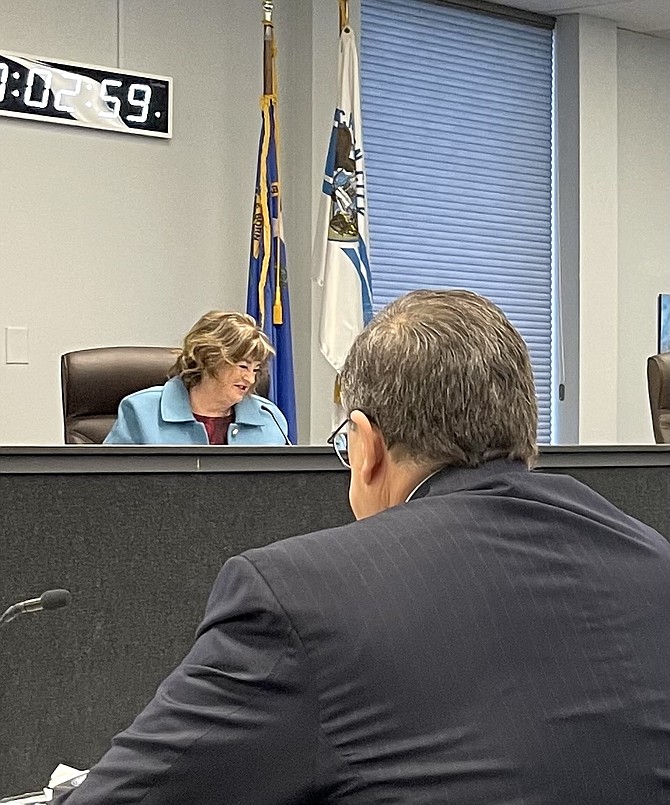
[56, 290, 670, 803]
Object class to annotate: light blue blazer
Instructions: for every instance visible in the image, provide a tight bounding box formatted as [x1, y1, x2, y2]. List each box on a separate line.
[104, 376, 289, 446]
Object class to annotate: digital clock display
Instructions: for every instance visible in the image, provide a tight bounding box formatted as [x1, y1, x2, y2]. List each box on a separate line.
[0, 50, 172, 138]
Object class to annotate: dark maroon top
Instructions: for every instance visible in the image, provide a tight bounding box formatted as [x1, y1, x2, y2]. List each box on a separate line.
[193, 412, 234, 445]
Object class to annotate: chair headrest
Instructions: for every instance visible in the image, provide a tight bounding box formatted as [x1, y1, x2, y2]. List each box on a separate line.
[61, 346, 177, 420]
[647, 353, 670, 444]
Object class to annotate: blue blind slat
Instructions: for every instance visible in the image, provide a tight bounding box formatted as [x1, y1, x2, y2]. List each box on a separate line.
[361, 0, 554, 442]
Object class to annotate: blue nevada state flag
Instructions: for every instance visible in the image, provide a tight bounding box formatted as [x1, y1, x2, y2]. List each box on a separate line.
[315, 25, 373, 373]
[247, 92, 297, 443]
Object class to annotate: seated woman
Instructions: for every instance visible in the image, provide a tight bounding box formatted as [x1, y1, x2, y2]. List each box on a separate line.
[104, 311, 289, 445]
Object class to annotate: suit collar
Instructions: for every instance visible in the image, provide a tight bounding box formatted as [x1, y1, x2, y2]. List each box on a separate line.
[408, 459, 530, 502]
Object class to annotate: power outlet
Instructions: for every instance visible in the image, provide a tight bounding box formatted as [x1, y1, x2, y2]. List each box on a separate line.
[5, 326, 29, 364]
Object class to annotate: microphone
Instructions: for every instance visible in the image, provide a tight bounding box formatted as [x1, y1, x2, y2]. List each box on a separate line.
[260, 404, 292, 445]
[0, 589, 72, 627]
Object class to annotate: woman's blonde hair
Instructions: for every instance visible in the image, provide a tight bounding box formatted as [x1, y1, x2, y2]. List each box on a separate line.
[168, 311, 274, 390]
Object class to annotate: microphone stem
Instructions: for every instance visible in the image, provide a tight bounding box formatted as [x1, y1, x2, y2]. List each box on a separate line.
[261, 405, 291, 445]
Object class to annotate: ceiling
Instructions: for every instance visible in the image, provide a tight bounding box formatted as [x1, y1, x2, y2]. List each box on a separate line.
[490, 0, 670, 38]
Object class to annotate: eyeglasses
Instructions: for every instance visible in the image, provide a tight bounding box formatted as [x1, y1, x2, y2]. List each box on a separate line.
[327, 418, 350, 469]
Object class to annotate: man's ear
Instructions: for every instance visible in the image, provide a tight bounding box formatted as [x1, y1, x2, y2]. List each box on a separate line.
[349, 410, 386, 485]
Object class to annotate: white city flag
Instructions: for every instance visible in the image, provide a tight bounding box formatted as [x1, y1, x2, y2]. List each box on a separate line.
[315, 25, 373, 374]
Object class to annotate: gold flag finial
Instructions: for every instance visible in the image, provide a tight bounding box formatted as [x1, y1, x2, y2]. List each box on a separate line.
[338, 0, 349, 32]
[263, 0, 273, 25]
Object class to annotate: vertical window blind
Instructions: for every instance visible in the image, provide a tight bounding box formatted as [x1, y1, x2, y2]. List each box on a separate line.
[360, 0, 554, 442]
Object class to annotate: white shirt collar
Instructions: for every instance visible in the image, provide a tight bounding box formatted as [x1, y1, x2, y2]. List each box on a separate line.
[405, 469, 441, 503]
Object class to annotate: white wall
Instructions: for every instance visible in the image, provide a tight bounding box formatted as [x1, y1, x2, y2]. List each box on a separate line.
[277, 0, 319, 444]
[578, 16, 619, 443]
[310, 0, 342, 444]
[617, 29, 670, 443]
[556, 16, 670, 444]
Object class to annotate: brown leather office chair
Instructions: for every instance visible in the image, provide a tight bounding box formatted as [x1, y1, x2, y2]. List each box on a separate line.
[61, 346, 178, 444]
[647, 353, 670, 444]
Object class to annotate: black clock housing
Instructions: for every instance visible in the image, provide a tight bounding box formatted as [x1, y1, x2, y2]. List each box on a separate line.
[0, 50, 172, 138]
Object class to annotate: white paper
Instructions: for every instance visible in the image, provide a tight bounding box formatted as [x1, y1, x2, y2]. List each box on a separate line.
[47, 765, 88, 790]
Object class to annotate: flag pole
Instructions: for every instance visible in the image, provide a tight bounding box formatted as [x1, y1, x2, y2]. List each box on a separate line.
[261, 0, 284, 325]
[338, 0, 349, 33]
[248, 0, 297, 440]
[255, 0, 274, 327]
[263, 0, 274, 96]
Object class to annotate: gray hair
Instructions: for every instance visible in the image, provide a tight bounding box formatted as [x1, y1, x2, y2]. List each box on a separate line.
[339, 289, 539, 469]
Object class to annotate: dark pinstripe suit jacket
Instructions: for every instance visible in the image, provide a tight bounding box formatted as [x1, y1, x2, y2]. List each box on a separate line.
[56, 459, 670, 804]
